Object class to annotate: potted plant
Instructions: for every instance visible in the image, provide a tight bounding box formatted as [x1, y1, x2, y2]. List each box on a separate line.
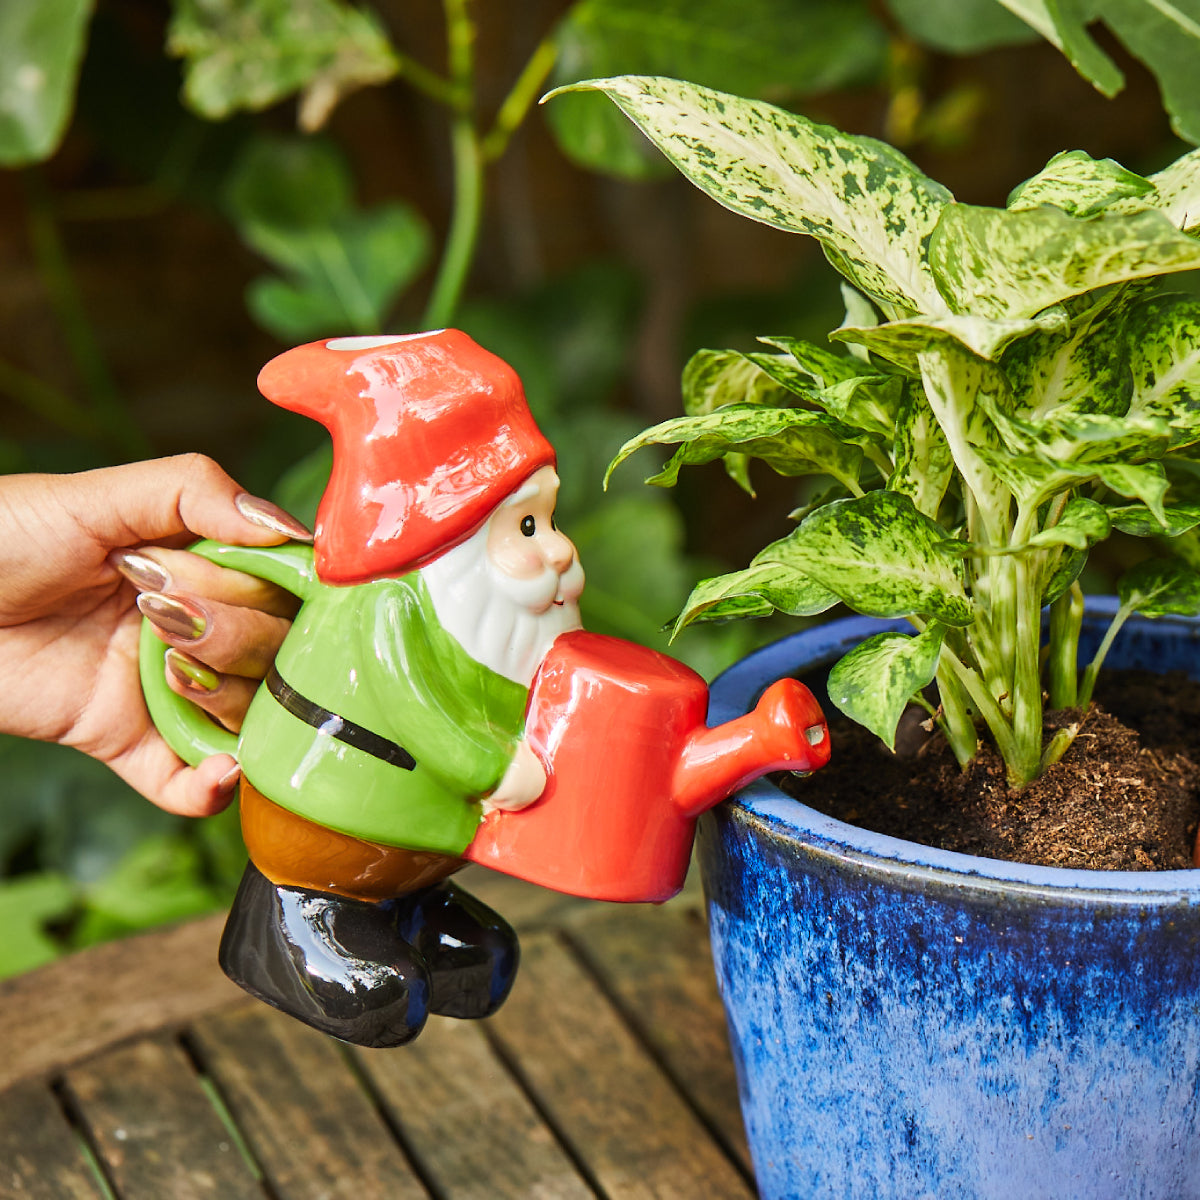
[554, 74, 1200, 1196]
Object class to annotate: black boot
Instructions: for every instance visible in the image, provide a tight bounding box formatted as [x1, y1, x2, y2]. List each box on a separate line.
[219, 862, 430, 1049]
[395, 881, 520, 1020]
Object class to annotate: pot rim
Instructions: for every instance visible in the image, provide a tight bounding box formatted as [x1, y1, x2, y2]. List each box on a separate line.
[707, 595, 1200, 903]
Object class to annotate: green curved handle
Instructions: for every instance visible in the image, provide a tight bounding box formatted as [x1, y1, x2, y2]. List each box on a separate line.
[138, 539, 317, 768]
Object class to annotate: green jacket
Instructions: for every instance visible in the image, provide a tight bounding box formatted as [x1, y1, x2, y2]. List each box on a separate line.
[143, 542, 529, 856]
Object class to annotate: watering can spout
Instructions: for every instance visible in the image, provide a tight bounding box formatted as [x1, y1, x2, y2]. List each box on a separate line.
[671, 679, 830, 819]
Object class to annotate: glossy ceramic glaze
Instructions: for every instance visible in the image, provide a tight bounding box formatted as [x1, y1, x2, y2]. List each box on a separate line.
[465, 630, 830, 900]
[257, 331, 556, 583]
[141, 330, 833, 907]
[700, 598, 1200, 1200]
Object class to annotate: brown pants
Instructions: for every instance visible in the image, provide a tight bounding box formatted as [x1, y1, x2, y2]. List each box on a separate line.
[239, 780, 463, 903]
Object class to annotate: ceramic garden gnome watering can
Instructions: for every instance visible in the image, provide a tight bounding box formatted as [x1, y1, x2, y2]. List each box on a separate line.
[140, 330, 830, 1049]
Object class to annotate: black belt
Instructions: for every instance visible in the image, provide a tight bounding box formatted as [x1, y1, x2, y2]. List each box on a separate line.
[265, 665, 417, 771]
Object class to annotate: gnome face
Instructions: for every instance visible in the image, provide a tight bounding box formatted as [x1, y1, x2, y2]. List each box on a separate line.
[420, 465, 585, 687]
[486, 466, 582, 608]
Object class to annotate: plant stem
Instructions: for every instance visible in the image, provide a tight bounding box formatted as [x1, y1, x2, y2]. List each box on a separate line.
[1039, 722, 1079, 774]
[939, 642, 1019, 770]
[1008, 554, 1044, 786]
[935, 659, 978, 767]
[481, 35, 558, 162]
[393, 49, 462, 108]
[1046, 581, 1084, 709]
[423, 0, 483, 329]
[1077, 598, 1137, 710]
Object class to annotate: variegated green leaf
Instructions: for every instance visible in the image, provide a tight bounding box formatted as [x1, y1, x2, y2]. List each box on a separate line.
[1118, 557, 1200, 617]
[680, 348, 801, 493]
[889, 385, 954, 518]
[814, 375, 905, 440]
[997, 410, 1170, 466]
[834, 308, 1066, 371]
[1119, 147, 1200, 233]
[1094, 461, 1170, 519]
[1042, 545, 1087, 606]
[672, 561, 839, 633]
[1001, 287, 1134, 422]
[974, 447, 1168, 516]
[758, 335, 876, 387]
[681, 348, 801, 416]
[552, 75, 952, 313]
[764, 492, 972, 624]
[606, 405, 865, 492]
[827, 624, 945, 749]
[1124, 294, 1200, 447]
[1108, 501, 1200, 536]
[916, 344, 1012, 533]
[1028, 496, 1111, 549]
[930, 204, 1200, 321]
[1007, 149, 1154, 218]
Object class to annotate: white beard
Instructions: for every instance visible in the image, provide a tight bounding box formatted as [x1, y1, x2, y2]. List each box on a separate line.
[420, 521, 585, 687]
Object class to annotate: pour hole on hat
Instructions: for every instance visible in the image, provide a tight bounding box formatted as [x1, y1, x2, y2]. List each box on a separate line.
[325, 332, 446, 351]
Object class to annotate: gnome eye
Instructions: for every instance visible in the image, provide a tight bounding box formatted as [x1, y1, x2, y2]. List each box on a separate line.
[520, 515, 536, 537]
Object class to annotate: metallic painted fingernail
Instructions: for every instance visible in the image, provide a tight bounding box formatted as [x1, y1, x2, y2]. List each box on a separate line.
[217, 764, 242, 796]
[137, 592, 207, 640]
[165, 648, 219, 693]
[234, 493, 313, 542]
[108, 549, 171, 592]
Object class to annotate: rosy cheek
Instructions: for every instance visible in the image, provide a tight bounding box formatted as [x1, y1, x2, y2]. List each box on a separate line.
[492, 540, 544, 578]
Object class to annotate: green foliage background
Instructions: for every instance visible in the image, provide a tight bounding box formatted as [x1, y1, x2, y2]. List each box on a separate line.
[0, 0, 1193, 974]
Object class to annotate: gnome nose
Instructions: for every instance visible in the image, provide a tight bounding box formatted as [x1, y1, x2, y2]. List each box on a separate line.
[545, 532, 576, 574]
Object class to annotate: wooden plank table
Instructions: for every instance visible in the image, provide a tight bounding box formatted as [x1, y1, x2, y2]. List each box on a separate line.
[0, 866, 757, 1199]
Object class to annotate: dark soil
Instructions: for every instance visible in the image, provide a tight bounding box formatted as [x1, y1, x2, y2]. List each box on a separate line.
[788, 669, 1200, 870]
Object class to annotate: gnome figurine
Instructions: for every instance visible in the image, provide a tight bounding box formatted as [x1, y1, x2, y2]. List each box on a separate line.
[140, 329, 831, 1051]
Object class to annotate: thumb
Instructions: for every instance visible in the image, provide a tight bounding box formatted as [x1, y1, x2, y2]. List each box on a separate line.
[65, 454, 313, 548]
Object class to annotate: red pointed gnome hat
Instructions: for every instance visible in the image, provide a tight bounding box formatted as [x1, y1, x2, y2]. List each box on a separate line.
[257, 330, 555, 584]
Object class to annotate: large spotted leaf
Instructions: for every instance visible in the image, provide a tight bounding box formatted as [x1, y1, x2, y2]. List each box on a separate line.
[606, 405, 865, 492]
[827, 623, 945, 749]
[757, 335, 877, 388]
[834, 308, 1066, 372]
[672, 560, 839, 632]
[889, 385, 953, 519]
[1007, 149, 1154, 218]
[1001, 288, 1134, 423]
[1124, 294, 1200, 448]
[1118, 558, 1200, 617]
[915, 344, 1012, 534]
[1117, 148, 1200, 233]
[679, 347, 809, 492]
[762, 491, 972, 624]
[681, 348, 805, 416]
[1108, 501, 1200, 537]
[975, 447, 1169, 517]
[930, 203, 1200, 321]
[552, 76, 952, 314]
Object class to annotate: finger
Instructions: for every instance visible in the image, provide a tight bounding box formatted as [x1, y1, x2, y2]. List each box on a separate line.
[110, 546, 300, 619]
[138, 591, 289, 677]
[62, 454, 312, 551]
[165, 649, 261, 733]
[111, 734, 242, 818]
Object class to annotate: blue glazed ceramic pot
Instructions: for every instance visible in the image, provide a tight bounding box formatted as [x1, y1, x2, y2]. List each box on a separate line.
[700, 598, 1200, 1200]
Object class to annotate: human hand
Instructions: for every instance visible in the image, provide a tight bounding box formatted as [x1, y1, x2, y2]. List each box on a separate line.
[0, 454, 308, 817]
